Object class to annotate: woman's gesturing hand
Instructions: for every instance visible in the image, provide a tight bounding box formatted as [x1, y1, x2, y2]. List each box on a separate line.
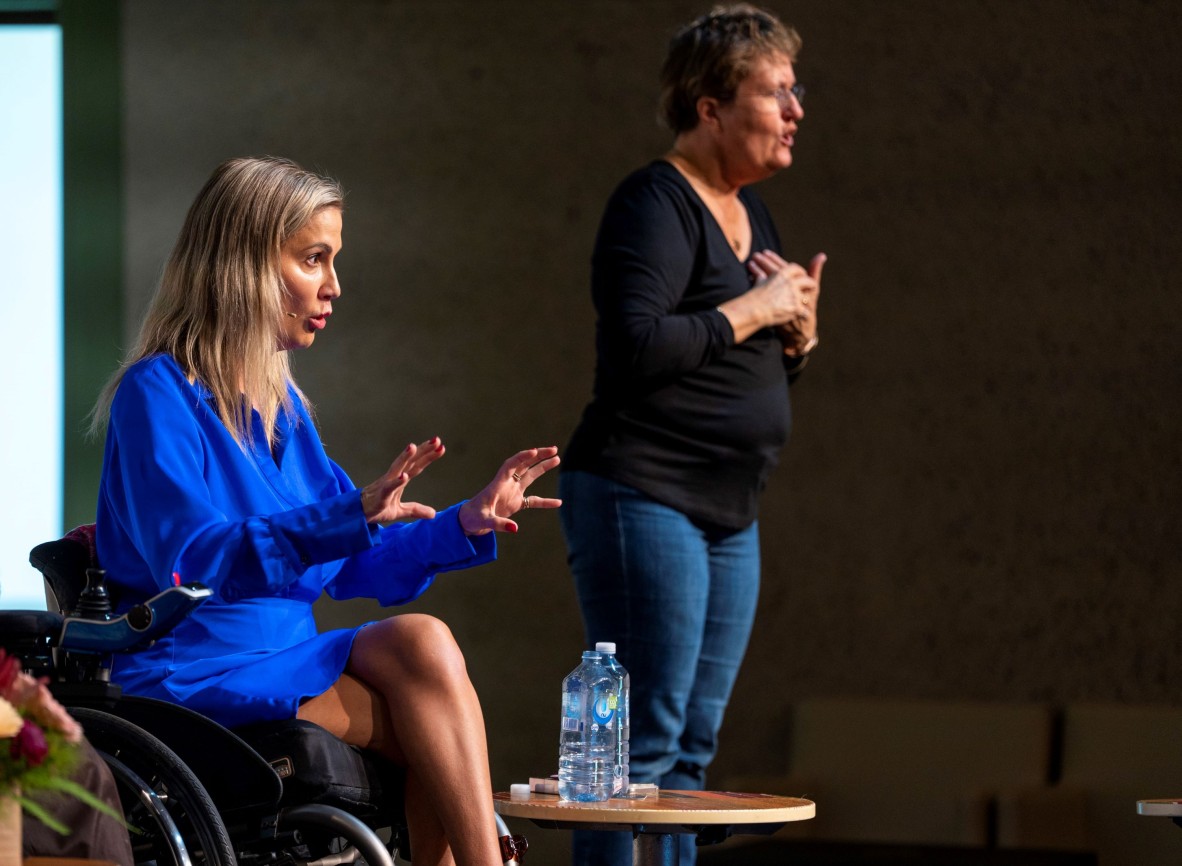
[459, 446, 562, 536]
[360, 437, 448, 524]
[717, 249, 822, 344]
[749, 249, 825, 356]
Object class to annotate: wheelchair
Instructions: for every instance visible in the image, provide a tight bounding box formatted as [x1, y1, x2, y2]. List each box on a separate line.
[1, 526, 527, 866]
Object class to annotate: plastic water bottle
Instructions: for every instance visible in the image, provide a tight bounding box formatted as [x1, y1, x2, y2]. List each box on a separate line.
[558, 650, 616, 802]
[595, 641, 630, 796]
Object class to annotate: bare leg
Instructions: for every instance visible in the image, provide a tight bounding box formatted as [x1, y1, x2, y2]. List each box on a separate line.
[298, 614, 500, 866]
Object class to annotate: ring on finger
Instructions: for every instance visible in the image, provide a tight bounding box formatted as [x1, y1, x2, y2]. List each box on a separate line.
[523, 495, 532, 509]
[512, 472, 522, 481]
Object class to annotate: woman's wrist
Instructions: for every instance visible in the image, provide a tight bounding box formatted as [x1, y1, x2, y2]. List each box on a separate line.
[716, 295, 773, 344]
[784, 333, 819, 366]
[360, 483, 389, 524]
[797, 333, 820, 355]
[458, 499, 481, 536]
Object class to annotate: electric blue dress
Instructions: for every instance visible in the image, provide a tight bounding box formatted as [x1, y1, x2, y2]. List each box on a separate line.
[96, 354, 496, 728]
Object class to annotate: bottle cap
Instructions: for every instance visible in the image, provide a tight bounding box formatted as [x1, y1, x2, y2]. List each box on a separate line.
[595, 641, 617, 654]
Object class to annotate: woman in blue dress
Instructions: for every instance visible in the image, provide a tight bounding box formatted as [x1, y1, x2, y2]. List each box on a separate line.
[91, 156, 560, 866]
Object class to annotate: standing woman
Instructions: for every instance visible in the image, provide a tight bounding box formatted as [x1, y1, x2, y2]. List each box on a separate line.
[92, 156, 559, 865]
[559, 5, 824, 864]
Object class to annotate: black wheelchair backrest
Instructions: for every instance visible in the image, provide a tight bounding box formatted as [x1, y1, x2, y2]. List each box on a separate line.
[29, 525, 102, 613]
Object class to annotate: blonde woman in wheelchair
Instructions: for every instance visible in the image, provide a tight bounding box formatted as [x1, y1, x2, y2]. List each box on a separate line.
[90, 156, 557, 866]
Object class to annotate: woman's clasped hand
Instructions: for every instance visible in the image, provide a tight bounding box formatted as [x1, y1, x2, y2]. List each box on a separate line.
[744, 248, 827, 356]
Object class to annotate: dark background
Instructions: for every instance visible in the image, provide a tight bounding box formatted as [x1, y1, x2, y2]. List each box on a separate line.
[66, 0, 1182, 861]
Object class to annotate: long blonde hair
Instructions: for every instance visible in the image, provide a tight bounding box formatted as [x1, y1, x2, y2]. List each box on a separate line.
[91, 156, 345, 448]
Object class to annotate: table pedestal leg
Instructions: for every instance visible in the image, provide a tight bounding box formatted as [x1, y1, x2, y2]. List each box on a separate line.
[633, 832, 679, 866]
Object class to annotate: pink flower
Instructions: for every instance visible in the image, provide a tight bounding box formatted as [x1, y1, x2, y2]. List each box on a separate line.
[10, 720, 49, 767]
[4, 670, 38, 709]
[0, 650, 89, 817]
[26, 682, 82, 744]
[0, 650, 83, 744]
[0, 650, 20, 697]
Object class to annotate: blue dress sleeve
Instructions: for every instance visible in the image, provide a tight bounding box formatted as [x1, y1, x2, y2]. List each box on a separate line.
[327, 502, 497, 605]
[103, 360, 380, 602]
[101, 358, 498, 608]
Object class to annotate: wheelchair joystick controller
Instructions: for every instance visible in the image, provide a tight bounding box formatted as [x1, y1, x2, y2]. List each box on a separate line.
[77, 568, 113, 620]
[60, 567, 117, 689]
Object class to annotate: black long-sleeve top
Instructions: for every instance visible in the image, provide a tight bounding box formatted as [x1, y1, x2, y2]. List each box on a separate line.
[564, 160, 799, 529]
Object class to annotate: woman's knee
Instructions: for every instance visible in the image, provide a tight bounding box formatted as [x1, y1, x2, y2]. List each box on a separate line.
[354, 614, 469, 686]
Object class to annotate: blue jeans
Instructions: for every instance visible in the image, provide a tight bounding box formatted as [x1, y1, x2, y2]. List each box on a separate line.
[559, 470, 761, 866]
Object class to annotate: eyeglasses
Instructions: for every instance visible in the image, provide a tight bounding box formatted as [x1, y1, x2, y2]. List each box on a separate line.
[771, 83, 805, 111]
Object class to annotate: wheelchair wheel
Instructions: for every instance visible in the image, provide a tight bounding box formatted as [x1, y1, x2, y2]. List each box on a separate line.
[71, 706, 237, 866]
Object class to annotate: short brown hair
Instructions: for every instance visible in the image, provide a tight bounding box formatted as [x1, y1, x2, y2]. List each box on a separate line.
[659, 4, 802, 134]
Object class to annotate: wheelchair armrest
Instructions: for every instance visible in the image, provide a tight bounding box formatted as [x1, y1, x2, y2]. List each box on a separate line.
[0, 610, 65, 663]
[58, 583, 212, 653]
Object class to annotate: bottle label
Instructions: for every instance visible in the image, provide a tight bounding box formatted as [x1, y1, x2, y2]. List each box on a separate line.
[592, 694, 616, 725]
[564, 691, 581, 715]
[562, 717, 580, 732]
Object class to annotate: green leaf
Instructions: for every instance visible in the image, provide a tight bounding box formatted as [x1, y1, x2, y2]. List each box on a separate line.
[43, 776, 129, 826]
[17, 793, 69, 835]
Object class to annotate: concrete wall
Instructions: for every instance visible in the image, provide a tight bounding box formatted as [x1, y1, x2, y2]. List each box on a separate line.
[119, 0, 1182, 857]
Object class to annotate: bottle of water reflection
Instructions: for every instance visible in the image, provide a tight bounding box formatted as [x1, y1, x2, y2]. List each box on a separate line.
[595, 641, 630, 796]
[558, 650, 616, 802]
